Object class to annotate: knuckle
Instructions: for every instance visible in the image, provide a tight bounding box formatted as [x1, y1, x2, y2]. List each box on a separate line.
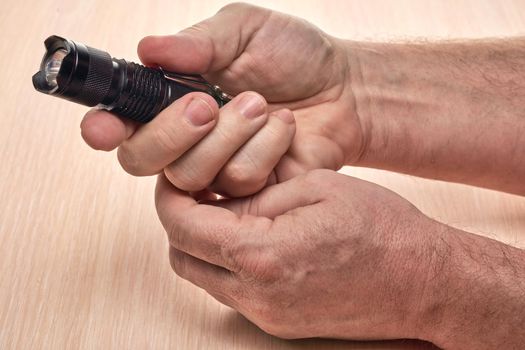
[169, 248, 187, 278]
[228, 218, 282, 281]
[152, 125, 181, 156]
[216, 217, 262, 272]
[164, 211, 193, 252]
[181, 22, 209, 36]
[218, 231, 243, 272]
[180, 23, 215, 55]
[219, 162, 266, 192]
[164, 164, 210, 192]
[166, 219, 185, 249]
[219, 2, 250, 13]
[209, 291, 233, 308]
[227, 284, 246, 304]
[244, 251, 283, 282]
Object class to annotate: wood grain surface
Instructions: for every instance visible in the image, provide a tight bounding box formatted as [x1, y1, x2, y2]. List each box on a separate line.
[1, 1, 524, 349]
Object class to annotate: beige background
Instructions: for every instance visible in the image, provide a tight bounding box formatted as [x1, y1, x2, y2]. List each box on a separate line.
[1, 0, 524, 349]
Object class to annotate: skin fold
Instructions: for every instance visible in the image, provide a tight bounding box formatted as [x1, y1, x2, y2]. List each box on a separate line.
[80, 3, 525, 349]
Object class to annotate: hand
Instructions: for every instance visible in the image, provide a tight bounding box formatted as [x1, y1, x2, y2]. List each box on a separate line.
[81, 3, 364, 196]
[154, 169, 441, 341]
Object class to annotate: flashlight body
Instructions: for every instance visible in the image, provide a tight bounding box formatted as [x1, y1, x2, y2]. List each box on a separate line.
[85, 52, 198, 123]
[33, 36, 228, 123]
[52, 41, 202, 123]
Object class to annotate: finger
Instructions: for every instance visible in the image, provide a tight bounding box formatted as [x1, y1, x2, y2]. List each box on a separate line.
[169, 246, 239, 308]
[116, 92, 218, 176]
[80, 109, 139, 151]
[137, 3, 270, 73]
[164, 92, 268, 192]
[118, 92, 219, 176]
[211, 109, 296, 197]
[210, 170, 329, 219]
[155, 174, 272, 271]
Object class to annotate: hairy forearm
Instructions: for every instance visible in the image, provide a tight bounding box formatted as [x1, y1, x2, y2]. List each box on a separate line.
[419, 224, 525, 349]
[345, 38, 525, 195]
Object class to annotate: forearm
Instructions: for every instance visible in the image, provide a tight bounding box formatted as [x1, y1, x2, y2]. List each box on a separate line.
[419, 224, 525, 349]
[345, 38, 525, 195]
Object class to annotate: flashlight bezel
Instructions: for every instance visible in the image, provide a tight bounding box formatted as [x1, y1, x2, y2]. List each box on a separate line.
[32, 35, 91, 100]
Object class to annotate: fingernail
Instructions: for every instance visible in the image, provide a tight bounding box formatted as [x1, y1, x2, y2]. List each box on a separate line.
[185, 98, 214, 126]
[237, 93, 266, 119]
[274, 110, 294, 124]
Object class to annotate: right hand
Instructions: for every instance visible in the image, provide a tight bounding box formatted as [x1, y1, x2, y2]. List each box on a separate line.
[81, 3, 367, 196]
[154, 169, 442, 342]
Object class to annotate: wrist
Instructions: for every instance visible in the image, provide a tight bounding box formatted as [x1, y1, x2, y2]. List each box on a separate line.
[342, 40, 460, 170]
[339, 39, 407, 167]
[323, 37, 371, 166]
[321, 38, 426, 168]
[414, 224, 525, 349]
[341, 40, 422, 168]
[341, 38, 525, 195]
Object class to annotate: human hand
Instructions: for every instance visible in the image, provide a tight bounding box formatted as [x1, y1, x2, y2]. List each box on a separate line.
[81, 3, 364, 196]
[154, 169, 441, 341]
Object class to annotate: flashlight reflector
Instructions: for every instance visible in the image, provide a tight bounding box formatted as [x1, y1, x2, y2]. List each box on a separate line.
[44, 49, 67, 89]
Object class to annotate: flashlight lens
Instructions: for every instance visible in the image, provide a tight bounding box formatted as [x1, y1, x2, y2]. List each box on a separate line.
[44, 49, 67, 88]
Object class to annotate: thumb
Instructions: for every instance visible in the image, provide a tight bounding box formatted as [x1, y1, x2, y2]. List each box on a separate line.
[137, 3, 270, 74]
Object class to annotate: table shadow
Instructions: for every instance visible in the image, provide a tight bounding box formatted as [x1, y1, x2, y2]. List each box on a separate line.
[209, 309, 440, 350]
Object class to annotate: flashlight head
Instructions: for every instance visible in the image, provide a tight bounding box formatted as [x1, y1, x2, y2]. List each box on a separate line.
[32, 35, 114, 107]
[33, 36, 75, 94]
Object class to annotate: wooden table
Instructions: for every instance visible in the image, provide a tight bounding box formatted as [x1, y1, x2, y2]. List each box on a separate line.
[1, 0, 524, 349]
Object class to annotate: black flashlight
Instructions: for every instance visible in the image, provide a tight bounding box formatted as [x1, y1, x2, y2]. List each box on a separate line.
[32, 35, 232, 123]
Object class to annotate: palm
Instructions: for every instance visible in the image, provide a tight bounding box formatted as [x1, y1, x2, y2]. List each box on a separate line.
[204, 12, 361, 181]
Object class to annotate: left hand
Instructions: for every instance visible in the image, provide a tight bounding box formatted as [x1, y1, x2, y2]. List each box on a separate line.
[80, 3, 365, 197]
[154, 169, 443, 340]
